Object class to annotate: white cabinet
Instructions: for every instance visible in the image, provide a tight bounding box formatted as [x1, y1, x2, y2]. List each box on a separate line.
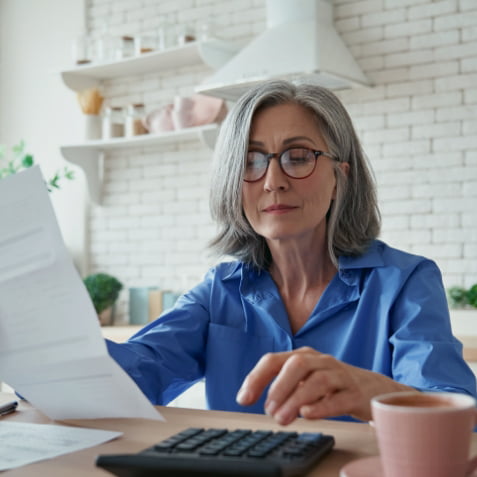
[60, 39, 237, 203]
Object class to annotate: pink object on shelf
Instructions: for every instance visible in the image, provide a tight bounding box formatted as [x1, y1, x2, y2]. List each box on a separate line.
[142, 103, 174, 133]
[142, 95, 227, 133]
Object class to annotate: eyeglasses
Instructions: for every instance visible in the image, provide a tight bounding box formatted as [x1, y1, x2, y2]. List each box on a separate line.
[243, 147, 338, 183]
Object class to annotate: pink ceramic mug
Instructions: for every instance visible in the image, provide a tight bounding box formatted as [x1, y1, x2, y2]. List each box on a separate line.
[371, 391, 477, 477]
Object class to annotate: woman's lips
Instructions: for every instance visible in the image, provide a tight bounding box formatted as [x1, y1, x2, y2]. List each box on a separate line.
[263, 204, 297, 214]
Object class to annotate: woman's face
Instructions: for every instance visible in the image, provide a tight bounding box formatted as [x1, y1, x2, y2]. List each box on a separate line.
[242, 102, 345, 247]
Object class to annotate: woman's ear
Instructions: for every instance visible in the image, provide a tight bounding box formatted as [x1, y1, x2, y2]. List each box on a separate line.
[339, 161, 350, 176]
[332, 161, 350, 200]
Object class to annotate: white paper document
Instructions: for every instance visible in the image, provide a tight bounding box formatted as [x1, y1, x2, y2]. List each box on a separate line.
[0, 166, 162, 420]
[0, 421, 122, 470]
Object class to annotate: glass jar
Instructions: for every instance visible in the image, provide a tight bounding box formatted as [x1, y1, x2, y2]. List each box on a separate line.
[134, 34, 156, 55]
[111, 107, 125, 137]
[102, 106, 125, 139]
[157, 20, 174, 50]
[197, 23, 216, 42]
[72, 32, 92, 65]
[114, 36, 135, 60]
[125, 104, 147, 137]
[94, 24, 116, 63]
[176, 24, 196, 46]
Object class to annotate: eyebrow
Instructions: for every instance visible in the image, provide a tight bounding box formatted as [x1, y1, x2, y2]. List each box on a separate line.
[248, 136, 316, 147]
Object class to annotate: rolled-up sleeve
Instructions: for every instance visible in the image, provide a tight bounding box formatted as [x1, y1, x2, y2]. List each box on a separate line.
[390, 259, 476, 397]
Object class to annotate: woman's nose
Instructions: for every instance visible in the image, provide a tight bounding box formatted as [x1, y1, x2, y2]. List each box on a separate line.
[263, 157, 289, 191]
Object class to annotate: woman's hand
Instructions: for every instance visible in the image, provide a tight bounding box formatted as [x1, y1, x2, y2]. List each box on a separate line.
[236, 346, 413, 425]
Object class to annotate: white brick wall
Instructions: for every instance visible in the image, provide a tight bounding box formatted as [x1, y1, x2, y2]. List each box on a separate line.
[85, 0, 477, 324]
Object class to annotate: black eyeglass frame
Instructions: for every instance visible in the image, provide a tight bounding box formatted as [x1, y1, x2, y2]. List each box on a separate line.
[243, 147, 338, 183]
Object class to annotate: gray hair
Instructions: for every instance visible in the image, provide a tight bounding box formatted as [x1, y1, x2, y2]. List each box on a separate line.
[209, 80, 381, 269]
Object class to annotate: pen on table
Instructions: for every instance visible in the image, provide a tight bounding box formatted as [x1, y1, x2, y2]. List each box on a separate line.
[0, 400, 18, 417]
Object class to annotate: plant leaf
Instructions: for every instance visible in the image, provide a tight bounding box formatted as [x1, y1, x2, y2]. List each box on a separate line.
[22, 154, 34, 168]
[467, 285, 477, 308]
[49, 174, 60, 189]
[12, 140, 25, 158]
[1, 141, 75, 192]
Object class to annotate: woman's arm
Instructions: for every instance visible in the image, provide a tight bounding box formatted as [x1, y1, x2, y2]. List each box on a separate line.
[106, 277, 213, 405]
[237, 259, 476, 424]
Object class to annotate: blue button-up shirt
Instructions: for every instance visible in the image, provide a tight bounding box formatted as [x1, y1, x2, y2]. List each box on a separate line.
[107, 240, 476, 419]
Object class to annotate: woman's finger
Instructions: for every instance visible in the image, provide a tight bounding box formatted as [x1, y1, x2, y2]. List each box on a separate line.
[236, 351, 294, 406]
[269, 365, 345, 425]
[264, 352, 329, 416]
[301, 385, 362, 420]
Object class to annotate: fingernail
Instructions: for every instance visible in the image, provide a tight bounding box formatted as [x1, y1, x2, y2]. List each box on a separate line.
[275, 409, 292, 426]
[265, 400, 278, 416]
[236, 388, 250, 405]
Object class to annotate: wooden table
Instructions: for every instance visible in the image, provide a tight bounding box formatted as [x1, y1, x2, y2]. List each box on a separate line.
[3, 393, 475, 476]
[0, 392, 378, 476]
[460, 335, 477, 362]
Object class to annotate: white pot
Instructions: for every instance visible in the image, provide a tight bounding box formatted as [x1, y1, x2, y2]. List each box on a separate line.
[84, 114, 101, 140]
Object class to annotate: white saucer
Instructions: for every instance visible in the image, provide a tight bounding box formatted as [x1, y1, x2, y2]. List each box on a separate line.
[340, 456, 477, 477]
[339, 456, 382, 477]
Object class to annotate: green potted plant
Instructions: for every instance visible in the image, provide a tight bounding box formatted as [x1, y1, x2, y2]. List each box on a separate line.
[446, 284, 477, 339]
[83, 273, 123, 326]
[447, 284, 477, 309]
[0, 140, 74, 190]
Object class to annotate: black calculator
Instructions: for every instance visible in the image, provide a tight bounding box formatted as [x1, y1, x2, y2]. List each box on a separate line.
[96, 426, 335, 476]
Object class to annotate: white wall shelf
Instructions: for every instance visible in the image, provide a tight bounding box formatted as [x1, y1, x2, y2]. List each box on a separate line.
[61, 39, 239, 91]
[61, 124, 219, 204]
[59, 38, 235, 203]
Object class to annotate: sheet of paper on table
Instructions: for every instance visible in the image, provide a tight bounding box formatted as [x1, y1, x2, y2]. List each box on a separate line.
[0, 421, 122, 471]
[0, 166, 162, 421]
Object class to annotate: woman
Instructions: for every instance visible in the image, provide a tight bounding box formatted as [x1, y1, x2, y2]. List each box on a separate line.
[107, 80, 476, 424]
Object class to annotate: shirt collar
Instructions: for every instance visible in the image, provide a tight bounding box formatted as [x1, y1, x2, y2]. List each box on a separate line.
[339, 239, 386, 270]
[222, 240, 385, 288]
[221, 261, 243, 281]
[337, 240, 385, 285]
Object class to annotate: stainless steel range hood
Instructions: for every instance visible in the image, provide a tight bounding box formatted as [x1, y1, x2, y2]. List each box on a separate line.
[196, 0, 371, 101]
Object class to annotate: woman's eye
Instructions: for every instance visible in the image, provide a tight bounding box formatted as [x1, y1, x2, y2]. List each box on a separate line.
[246, 153, 266, 167]
[286, 149, 313, 164]
[287, 154, 309, 164]
[289, 155, 307, 163]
